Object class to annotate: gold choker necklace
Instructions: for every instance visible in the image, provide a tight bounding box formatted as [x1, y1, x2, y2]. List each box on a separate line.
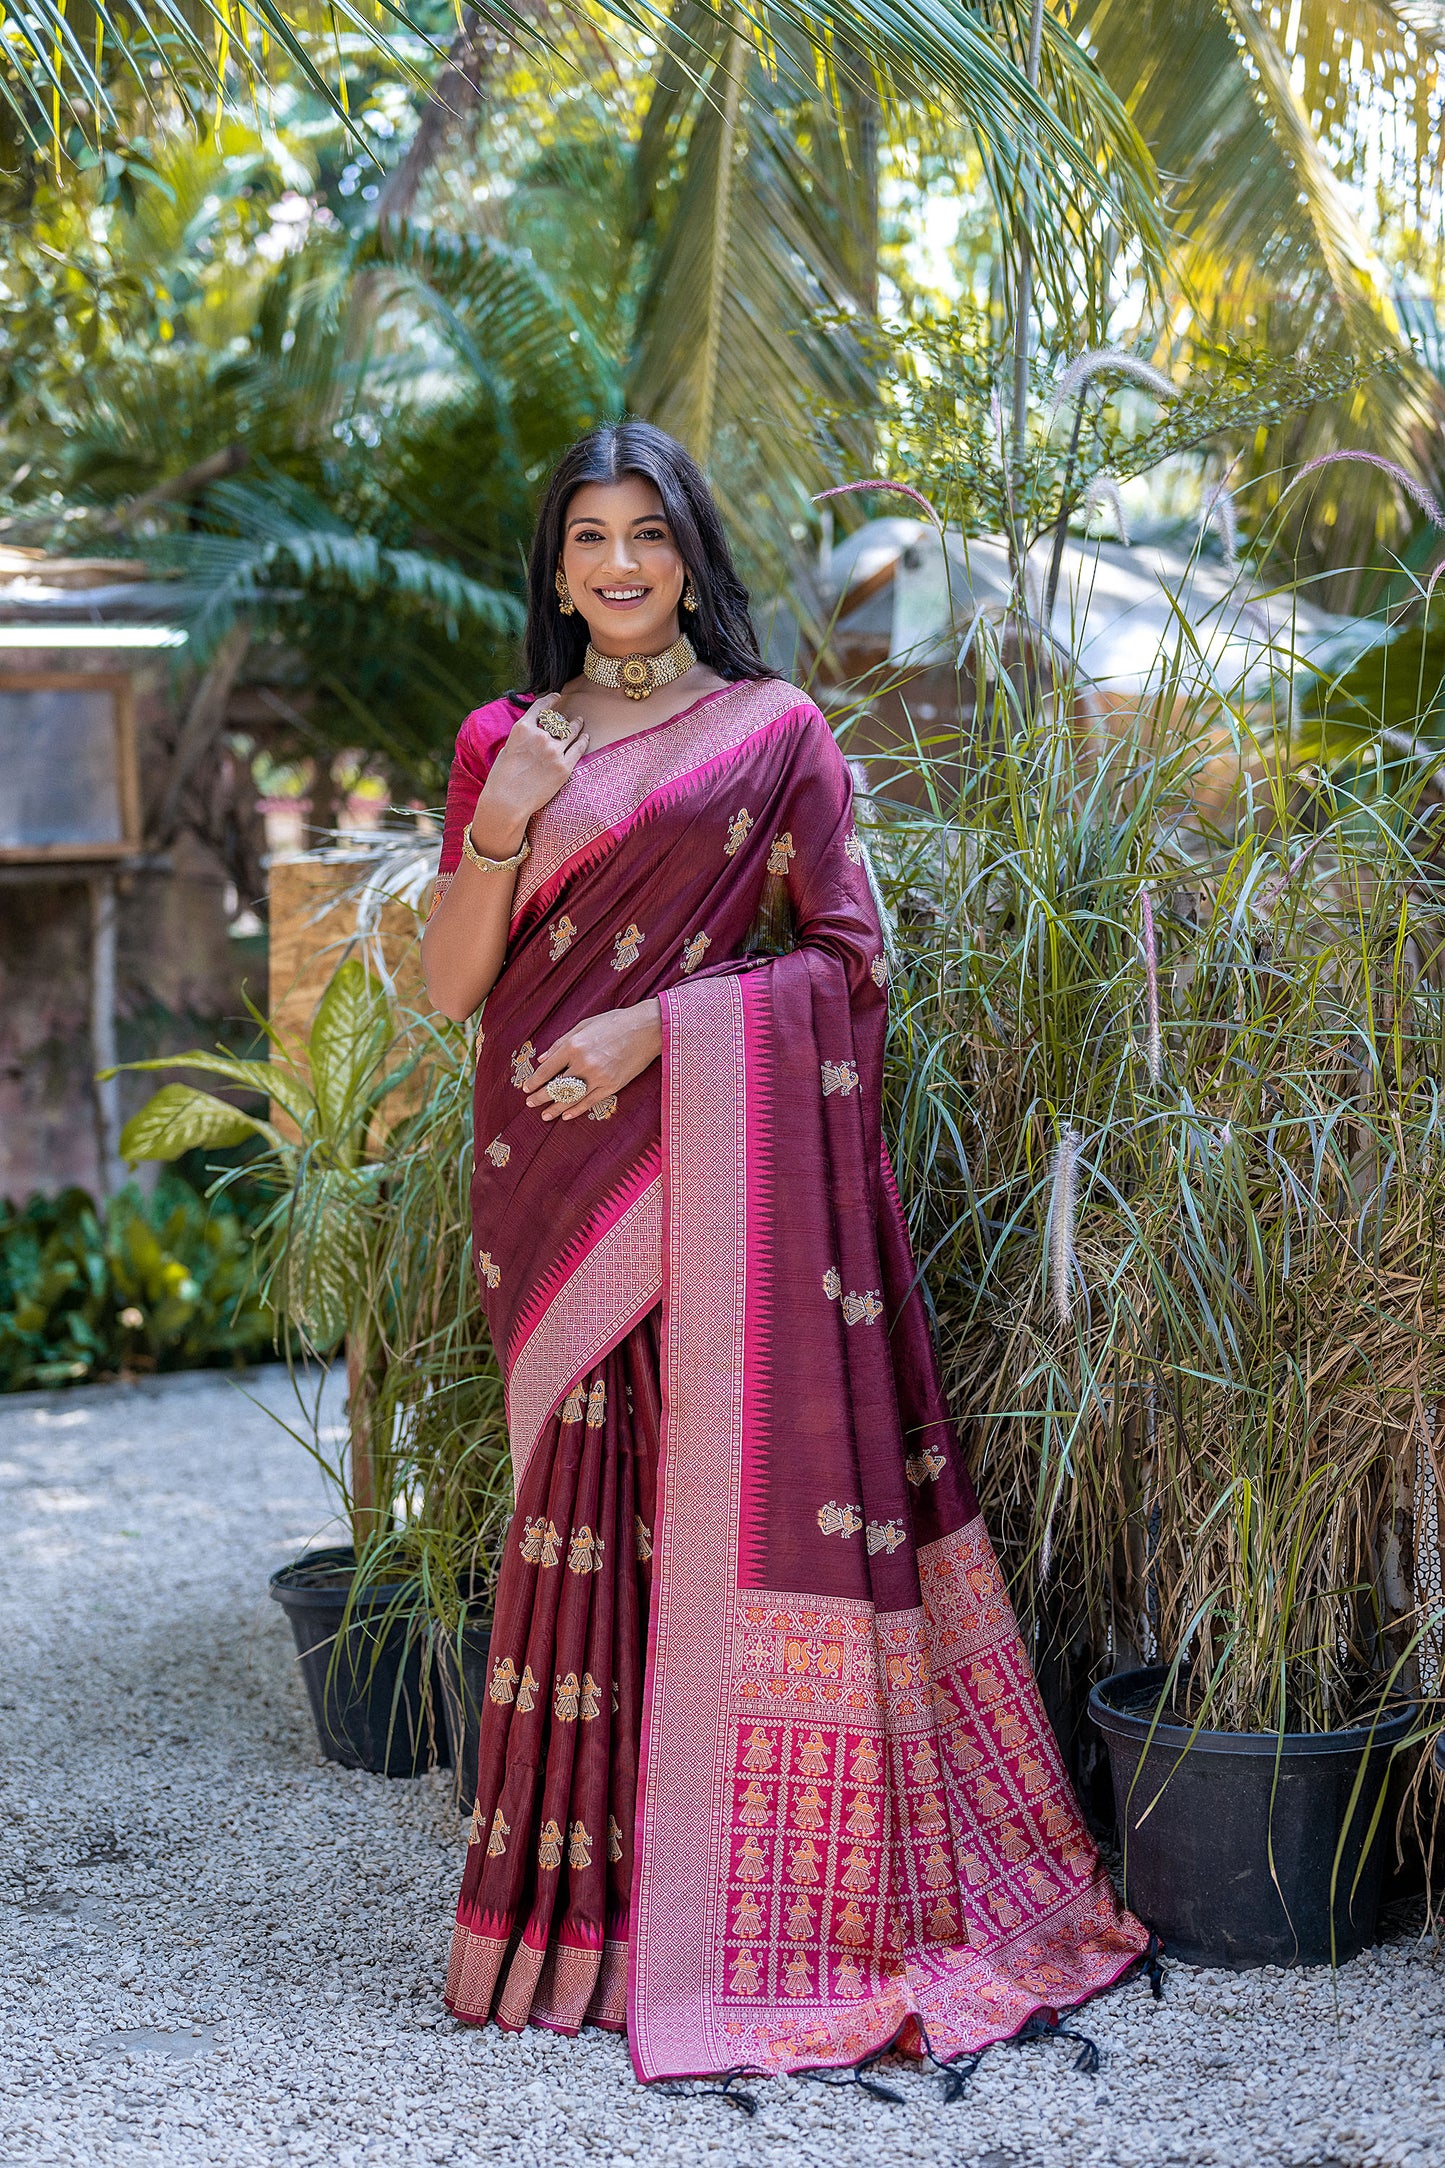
[583, 632, 697, 701]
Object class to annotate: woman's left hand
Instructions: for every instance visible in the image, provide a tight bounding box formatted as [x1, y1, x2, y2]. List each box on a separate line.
[525, 999, 663, 1122]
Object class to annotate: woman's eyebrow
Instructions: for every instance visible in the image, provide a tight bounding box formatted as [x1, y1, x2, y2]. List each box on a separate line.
[565, 512, 670, 530]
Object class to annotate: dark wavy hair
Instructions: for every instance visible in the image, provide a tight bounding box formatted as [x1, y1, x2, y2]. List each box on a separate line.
[521, 421, 773, 695]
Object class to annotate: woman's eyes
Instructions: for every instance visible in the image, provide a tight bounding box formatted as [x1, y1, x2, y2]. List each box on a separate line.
[571, 526, 671, 544]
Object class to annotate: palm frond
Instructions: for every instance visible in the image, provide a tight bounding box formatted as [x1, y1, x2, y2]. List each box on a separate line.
[356, 224, 623, 439]
[1069, 0, 1445, 575]
[163, 467, 523, 655]
[628, 11, 876, 477]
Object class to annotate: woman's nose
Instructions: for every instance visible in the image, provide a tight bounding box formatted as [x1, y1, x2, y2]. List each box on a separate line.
[603, 537, 642, 575]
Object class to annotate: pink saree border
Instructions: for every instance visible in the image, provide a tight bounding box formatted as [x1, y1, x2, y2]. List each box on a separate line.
[630, 975, 748, 2082]
[504, 1154, 663, 1488]
[512, 679, 810, 927]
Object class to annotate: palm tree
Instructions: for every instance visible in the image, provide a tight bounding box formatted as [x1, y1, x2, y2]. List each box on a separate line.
[31, 189, 623, 795]
[7, 4, 1166, 380]
[299, 1, 1445, 589]
[1069, 0, 1445, 584]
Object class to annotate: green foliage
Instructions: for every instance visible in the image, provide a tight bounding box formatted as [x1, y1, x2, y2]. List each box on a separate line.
[0, 1175, 275, 1393]
[116, 955, 409, 1349]
[333, 1015, 513, 1632]
[855, 612, 1445, 1736]
[118, 1083, 275, 1163]
[116, 941, 510, 1592]
[1306, 601, 1445, 750]
[25, 213, 620, 793]
[1065, 0, 1445, 577]
[810, 309, 1384, 558]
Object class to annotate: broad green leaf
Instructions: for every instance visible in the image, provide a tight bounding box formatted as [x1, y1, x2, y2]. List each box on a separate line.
[105, 1050, 314, 1131]
[282, 1168, 377, 1345]
[119, 1086, 278, 1164]
[309, 961, 393, 1153]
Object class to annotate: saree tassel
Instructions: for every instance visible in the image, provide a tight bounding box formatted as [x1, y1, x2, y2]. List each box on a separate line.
[657, 2069, 759, 2116]
[1012, 2008, 1101, 2075]
[915, 2021, 985, 2104]
[801, 2046, 905, 2106]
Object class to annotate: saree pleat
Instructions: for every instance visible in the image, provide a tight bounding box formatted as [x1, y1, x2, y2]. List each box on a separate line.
[445, 1318, 658, 2037]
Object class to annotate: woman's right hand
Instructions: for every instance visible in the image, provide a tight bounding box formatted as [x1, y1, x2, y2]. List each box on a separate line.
[467, 696, 590, 857]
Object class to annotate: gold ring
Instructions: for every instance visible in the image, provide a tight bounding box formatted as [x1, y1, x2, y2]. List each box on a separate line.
[539, 710, 578, 743]
[546, 1074, 588, 1106]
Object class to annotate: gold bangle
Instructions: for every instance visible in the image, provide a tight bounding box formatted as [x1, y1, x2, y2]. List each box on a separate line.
[463, 825, 531, 875]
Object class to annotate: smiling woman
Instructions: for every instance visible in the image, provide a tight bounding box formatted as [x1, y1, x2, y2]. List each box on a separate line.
[420, 425, 773, 1036]
[424, 422, 1145, 2087]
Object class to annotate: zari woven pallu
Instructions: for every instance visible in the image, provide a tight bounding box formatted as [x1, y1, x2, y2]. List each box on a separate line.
[437, 678, 1147, 2082]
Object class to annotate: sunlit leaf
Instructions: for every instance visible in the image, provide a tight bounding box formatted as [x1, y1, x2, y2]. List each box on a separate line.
[309, 958, 393, 1151]
[118, 1084, 276, 1163]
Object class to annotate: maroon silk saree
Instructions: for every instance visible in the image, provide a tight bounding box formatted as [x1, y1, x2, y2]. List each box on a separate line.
[436, 678, 1146, 2081]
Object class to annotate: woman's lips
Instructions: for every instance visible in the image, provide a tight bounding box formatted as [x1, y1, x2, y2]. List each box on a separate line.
[593, 587, 651, 609]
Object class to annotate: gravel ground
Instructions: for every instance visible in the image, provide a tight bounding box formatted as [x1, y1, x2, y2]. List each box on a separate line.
[1, 1365, 1442, 2168]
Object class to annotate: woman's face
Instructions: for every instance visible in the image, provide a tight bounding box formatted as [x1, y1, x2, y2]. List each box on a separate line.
[560, 477, 688, 656]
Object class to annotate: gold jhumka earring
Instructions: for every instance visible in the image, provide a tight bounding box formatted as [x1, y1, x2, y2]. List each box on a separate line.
[682, 577, 699, 613]
[555, 566, 576, 615]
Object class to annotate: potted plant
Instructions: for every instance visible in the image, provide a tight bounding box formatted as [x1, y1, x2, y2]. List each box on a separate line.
[113, 946, 509, 1780]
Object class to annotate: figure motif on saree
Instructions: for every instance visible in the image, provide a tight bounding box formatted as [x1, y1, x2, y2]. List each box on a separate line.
[820, 1058, 860, 1097]
[611, 922, 644, 971]
[724, 808, 752, 856]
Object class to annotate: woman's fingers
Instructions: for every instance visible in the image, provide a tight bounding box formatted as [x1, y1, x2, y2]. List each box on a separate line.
[562, 729, 590, 767]
[525, 1043, 573, 1097]
[525, 1035, 598, 1112]
[557, 1083, 615, 1122]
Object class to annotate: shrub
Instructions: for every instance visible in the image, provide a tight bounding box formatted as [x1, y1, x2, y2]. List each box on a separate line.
[0, 1173, 275, 1391]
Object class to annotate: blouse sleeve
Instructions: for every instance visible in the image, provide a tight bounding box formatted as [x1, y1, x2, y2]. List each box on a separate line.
[432, 696, 524, 910]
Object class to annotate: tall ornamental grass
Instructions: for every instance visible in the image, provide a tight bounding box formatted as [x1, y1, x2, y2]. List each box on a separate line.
[337, 1006, 512, 1644]
[863, 636, 1445, 1738]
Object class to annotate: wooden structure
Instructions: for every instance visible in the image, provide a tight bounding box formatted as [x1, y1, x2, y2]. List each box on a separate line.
[0, 665, 151, 1195]
[0, 555, 250, 1204]
[267, 845, 438, 1138]
[0, 671, 141, 864]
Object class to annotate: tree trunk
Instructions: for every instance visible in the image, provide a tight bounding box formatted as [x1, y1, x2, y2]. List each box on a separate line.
[153, 622, 251, 846]
[374, 8, 498, 233]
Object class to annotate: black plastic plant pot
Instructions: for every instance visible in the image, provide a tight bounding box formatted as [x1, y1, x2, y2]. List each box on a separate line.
[269, 1546, 451, 1779]
[1090, 1667, 1415, 1969]
[435, 1611, 494, 1813]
